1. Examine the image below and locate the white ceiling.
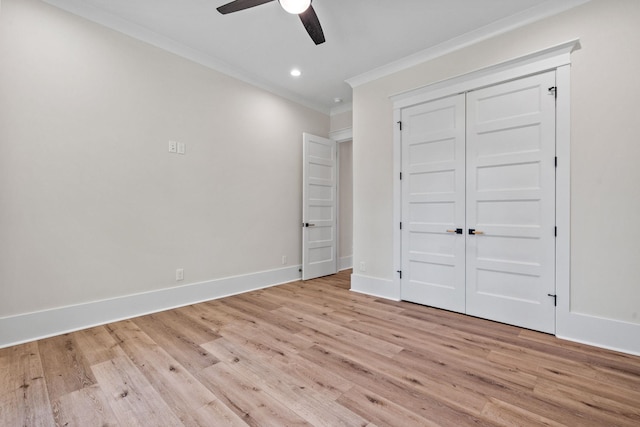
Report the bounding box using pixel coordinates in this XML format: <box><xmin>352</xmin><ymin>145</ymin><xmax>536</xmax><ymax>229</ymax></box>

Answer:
<box><xmin>43</xmin><ymin>0</ymin><xmax>589</xmax><ymax>113</ymax></box>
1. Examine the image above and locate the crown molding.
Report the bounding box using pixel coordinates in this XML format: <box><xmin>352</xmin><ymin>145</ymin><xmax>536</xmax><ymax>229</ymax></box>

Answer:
<box><xmin>42</xmin><ymin>0</ymin><xmax>331</xmax><ymax>114</ymax></box>
<box><xmin>346</xmin><ymin>0</ymin><xmax>591</xmax><ymax>88</ymax></box>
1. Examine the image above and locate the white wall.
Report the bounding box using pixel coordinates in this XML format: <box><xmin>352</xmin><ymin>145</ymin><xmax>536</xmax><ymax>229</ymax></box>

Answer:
<box><xmin>330</xmin><ymin>110</ymin><xmax>353</xmax><ymax>134</ymax></box>
<box><xmin>352</xmin><ymin>0</ymin><xmax>640</xmax><ymax>345</ymax></box>
<box><xmin>0</xmin><ymin>0</ymin><xmax>328</xmax><ymax>324</ymax></box>
<box><xmin>338</xmin><ymin>140</ymin><xmax>353</xmax><ymax>269</ymax></box>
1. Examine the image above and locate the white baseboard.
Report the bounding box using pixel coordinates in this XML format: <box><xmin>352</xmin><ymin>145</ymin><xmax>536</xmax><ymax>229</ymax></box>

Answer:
<box><xmin>338</xmin><ymin>256</ymin><xmax>353</xmax><ymax>271</ymax></box>
<box><xmin>557</xmin><ymin>311</ymin><xmax>640</xmax><ymax>357</ymax></box>
<box><xmin>350</xmin><ymin>273</ymin><xmax>400</xmax><ymax>301</ymax></box>
<box><xmin>0</xmin><ymin>265</ymin><xmax>302</xmax><ymax>349</ymax></box>
<box><xmin>5</xmin><ymin>266</ymin><xmax>637</xmax><ymax>358</ymax></box>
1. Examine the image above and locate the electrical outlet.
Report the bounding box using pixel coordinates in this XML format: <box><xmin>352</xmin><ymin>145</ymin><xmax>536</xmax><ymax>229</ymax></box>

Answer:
<box><xmin>176</xmin><ymin>268</ymin><xmax>184</xmax><ymax>281</ymax></box>
<box><xmin>359</xmin><ymin>261</ymin><xmax>366</xmax><ymax>272</ymax></box>
<box><xmin>168</xmin><ymin>140</ymin><xmax>177</xmax><ymax>153</ymax></box>
<box><xmin>177</xmin><ymin>142</ymin><xmax>186</xmax><ymax>154</ymax></box>
<box><xmin>282</xmin><ymin>255</ymin><xmax>287</xmax><ymax>265</ymax></box>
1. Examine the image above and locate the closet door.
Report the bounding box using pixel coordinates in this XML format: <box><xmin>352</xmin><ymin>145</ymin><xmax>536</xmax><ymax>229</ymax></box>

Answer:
<box><xmin>400</xmin><ymin>94</ymin><xmax>466</xmax><ymax>313</ymax></box>
<box><xmin>465</xmin><ymin>71</ymin><xmax>557</xmax><ymax>333</ymax></box>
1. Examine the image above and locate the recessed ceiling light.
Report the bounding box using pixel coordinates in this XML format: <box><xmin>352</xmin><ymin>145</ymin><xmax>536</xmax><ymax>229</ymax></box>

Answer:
<box><xmin>290</xmin><ymin>68</ymin><xmax>302</xmax><ymax>77</ymax></box>
<box><xmin>334</xmin><ymin>97</ymin><xmax>343</xmax><ymax>104</ymax></box>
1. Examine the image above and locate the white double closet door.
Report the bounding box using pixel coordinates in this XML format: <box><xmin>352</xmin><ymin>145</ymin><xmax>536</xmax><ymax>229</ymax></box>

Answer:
<box><xmin>400</xmin><ymin>71</ymin><xmax>557</xmax><ymax>334</ymax></box>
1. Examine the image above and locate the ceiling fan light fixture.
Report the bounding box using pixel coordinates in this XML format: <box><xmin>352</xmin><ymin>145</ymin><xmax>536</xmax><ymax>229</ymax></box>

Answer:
<box><xmin>279</xmin><ymin>0</ymin><xmax>311</xmax><ymax>15</ymax></box>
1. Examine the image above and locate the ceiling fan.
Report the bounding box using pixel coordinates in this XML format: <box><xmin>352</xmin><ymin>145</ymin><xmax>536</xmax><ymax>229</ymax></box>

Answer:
<box><xmin>217</xmin><ymin>0</ymin><xmax>325</xmax><ymax>45</ymax></box>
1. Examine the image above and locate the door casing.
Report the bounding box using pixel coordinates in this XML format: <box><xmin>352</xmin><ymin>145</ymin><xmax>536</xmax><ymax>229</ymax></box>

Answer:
<box><xmin>391</xmin><ymin>40</ymin><xmax>578</xmax><ymax>335</ymax></box>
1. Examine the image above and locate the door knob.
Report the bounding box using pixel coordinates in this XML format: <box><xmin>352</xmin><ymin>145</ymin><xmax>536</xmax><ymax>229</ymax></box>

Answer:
<box><xmin>304</xmin><ymin>223</ymin><xmax>316</xmax><ymax>227</ymax></box>
<box><xmin>446</xmin><ymin>228</ymin><xmax>463</xmax><ymax>234</ymax></box>
<box><xmin>469</xmin><ymin>229</ymin><xmax>485</xmax><ymax>235</ymax></box>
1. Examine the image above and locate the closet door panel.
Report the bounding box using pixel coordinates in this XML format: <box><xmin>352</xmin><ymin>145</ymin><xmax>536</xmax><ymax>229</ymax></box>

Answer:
<box><xmin>400</xmin><ymin>94</ymin><xmax>466</xmax><ymax>313</ymax></box>
<box><xmin>465</xmin><ymin>71</ymin><xmax>557</xmax><ymax>334</ymax></box>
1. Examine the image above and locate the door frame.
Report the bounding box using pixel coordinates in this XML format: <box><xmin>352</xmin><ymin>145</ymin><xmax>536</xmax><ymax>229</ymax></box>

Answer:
<box><xmin>301</xmin><ymin>128</ymin><xmax>353</xmax><ymax>280</ymax></box>
<box><xmin>391</xmin><ymin>39</ymin><xmax>579</xmax><ymax>335</ymax></box>
<box><xmin>330</xmin><ymin>127</ymin><xmax>354</xmax><ymax>272</ymax></box>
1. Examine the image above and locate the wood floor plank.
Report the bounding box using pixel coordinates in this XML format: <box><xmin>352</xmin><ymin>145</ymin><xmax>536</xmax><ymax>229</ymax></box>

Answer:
<box><xmin>198</xmin><ymin>361</ymin><xmax>311</xmax><ymax>426</ymax></box>
<box><xmin>91</xmin><ymin>355</ymin><xmax>185</xmax><ymax>427</ymax></box>
<box><xmin>2</xmin><ymin>269</ymin><xmax>640</xmax><ymax>426</ymax></box>
<box><xmin>337</xmin><ymin>384</ymin><xmax>442</xmax><ymax>427</ymax></box>
<box><xmin>480</xmin><ymin>398</ymin><xmax>567</xmax><ymax>427</ymax></box>
<box><xmin>392</xmin><ymin>348</ymin><xmax>581</xmax><ymax>424</ymax></box>
<box><xmin>72</xmin><ymin>325</ymin><xmax>127</xmax><ymax>366</ymax></box>
<box><xmin>220</xmin><ymin>317</ymin><xmax>314</xmax><ymax>356</ymax></box>
<box><xmin>173</xmin><ymin>303</ymin><xmax>233</xmax><ymax>333</ymax></box>
<box><xmin>298</xmin><ymin>344</ymin><xmax>494</xmax><ymax>426</ymax></box>
<box><xmin>145</xmin><ymin>309</ymin><xmax>223</xmax><ymax>345</ymax></box>
<box><xmin>37</xmin><ymin>334</ymin><xmax>96</xmax><ymax>403</ymax></box>
<box><xmin>331</xmin><ymin>309</ymin><xmax>492</xmax><ymax>361</ymax></box>
<box><xmin>106</xmin><ymin>320</ymin><xmax>243</xmax><ymax>426</ymax></box>
<box><xmin>488</xmin><ymin>348</ymin><xmax>640</xmax><ymax>409</ymax></box>
<box><xmin>275</xmin><ymin>306</ymin><xmax>404</xmax><ymax>358</ymax></box>
<box><xmin>238</xmin><ymin>288</ymin><xmax>336</xmax><ymax>317</ymax></box>
<box><xmin>488</xmin><ymin>345</ymin><xmax>640</xmax><ymax>393</ymax></box>
<box><xmin>216</xmin><ymin>296</ymin><xmax>306</xmax><ymax>335</ymax></box>
<box><xmin>285</xmin><ymin>279</ymin><xmax>406</xmax><ymax>315</ymax></box>
<box><xmin>254</xmin><ymin>343</ymin><xmax>356</xmax><ymax>400</ymax></box>
<box><xmin>133</xmin><ymin>313</ymin><xmax>220</xmax><ymax>374</ymax></box>
<box><xmin>386</xmin><ymin>323</ymin><xmax>540</xmax><ymax>393</ymax></box>
<box><xmin>533</xmin><ymin>378</ymin><xmax>640</xmax><ymax>427</ymax></box>
<box><xmin>293</xmin><ymin>324</ymin><xmax>462</xmax><ymax>405</ymax></box>
<box><xmin>202</xmin><ymin>338</ymin><xmax>369</xmax><ymax>426</ymax></box>
<box><xmin>334</xmin><ymin>304</ymin><xmax>440</xmax><ymax>331</ymax></box>
<box><xmin>52</xmin><ymin>384</ymin><xmax>119</xmax><ymax>427</ymax></box>
<box><xmin>217</xmin><ymin>319</ymin><xmax>303</xmax><ymax>360</ymax></box>
<box><xmin>0</xmin><ymin>342</ymin><xmax>55</xmax><ymax>427</ymax></box>
<box><xmin>519</xmin><ymin>328</ymin><xmax>640</xmax><ymax>370</ymax></box>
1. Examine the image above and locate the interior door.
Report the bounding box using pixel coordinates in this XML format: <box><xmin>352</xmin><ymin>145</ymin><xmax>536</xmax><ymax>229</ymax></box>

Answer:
<box><xmin>399</xmin><ymin>71</ymin><xmax>557</xmax><ymax>334</ymax></box>
<box><xmin>400</xmin><ymin>94</ymin><xmax>466</xmax><ymax>312</ymax></box>
<box><xmin>302</xmin><ymin>133</ymin><xmax>338</xmax><ymax>280</ymax></box>
<box><xmin>465</xmin><ymin>71</ymin><xmax>557</xmax><ymax>333</ymax></box>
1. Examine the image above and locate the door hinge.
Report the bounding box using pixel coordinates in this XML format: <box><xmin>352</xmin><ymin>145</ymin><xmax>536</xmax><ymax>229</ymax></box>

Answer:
<box><xmin>397</xmin><ymin>270</ymin><xmax>402</xmax><ymax>279</ymax></box>
<box><xmin>555</xmin><ymin>156</ymin><xmax>558</xmax><ymax>168</ymax></box>
<box><xmin>400</xmin><ymin>222</ymin><xmax>402</xmax><ymax>230</ymax></box>
<box><xmin>555</xmin><ymin>226</ymin><xmax>557</xmax><ymax>237</ymax></box>
<box><xmin>548</xmin><ymin>86</ymin><xmax>557</xmax><ymax>98</ymax></box>
<box><xmin>397</xmin><ymin>121</ymin><xmax>403</xmax><ymax>131</ymax></box>
<box><xmin>548</xmin><ymin>294</ymin><xmax>557</xmax><ymax>306</ymax></box>
<box><xmin>400</xmin><ymin>172</ymin><xmax>403</xmax><ymax>180</ymax></box>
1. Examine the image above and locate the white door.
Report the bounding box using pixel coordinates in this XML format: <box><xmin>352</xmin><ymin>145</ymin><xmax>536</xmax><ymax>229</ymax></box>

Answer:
<box><xmin>399</xmin><ymin>71</ymin><xmax>557</xmax><ymax>334</ymax></box>
<box><xmin>465</xmin><ymin>71</ymin><xmax>557</xmax><ymax>333</ymax></box>
<box><xmin>400</xmin><ymin>95</ymin><xmax>466</xmax><ymax>312</ymax></box>
<box><xmin>302</xmin><ymin>133</ymin><xmax>337</xmax><ymax>280</ymax></box>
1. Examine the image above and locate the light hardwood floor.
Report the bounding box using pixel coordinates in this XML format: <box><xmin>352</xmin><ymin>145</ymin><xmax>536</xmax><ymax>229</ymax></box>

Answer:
<box><xmin>2</xmin><ymin>269</ymin><xmax>640</xmax><ymax>426</ymax></box>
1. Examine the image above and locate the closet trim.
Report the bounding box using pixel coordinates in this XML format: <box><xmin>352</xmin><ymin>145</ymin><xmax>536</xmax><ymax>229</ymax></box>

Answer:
<box><xmin>391</xmin><ymin>39</ymin><xmax>580</xmax><ymax>109</ymax></box>
<box><xmin>391</xmin><ymin>39</ymin><xmax>579</xmax><ymax>336</ymax></box>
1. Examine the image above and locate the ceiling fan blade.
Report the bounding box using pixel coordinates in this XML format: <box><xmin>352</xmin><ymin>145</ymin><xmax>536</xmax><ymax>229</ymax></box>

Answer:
<box><xmin>217</xmin><ymin>0</ymin><xmax>275</xmax><ymax>14</ymax></box>
<box><xmin>299</xmin><ymin>5</ymin><xmax>325</xmax><ymax>45</ymax></box>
